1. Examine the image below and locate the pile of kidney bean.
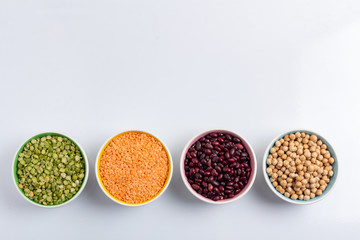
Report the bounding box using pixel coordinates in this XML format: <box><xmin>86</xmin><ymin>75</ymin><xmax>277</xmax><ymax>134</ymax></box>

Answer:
<box><xmin>184</xmin><ymin>132</ymin><xmax>252</xmax><ymax>201</ymax></box>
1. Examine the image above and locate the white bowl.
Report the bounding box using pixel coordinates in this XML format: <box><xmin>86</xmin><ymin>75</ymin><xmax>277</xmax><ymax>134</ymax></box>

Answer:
<box><xmin>13</xmin><ymin>132</ymin><xmax>89</xmax><ymax>208</ymax></box>
<box><xmin>263</xmin><ymin>129</ymin><xmax>339</xmax><ymax>204</ymax></box>
<box><xmin>180</xmin><ymin>129</ymin><xmax>257</xmax><ymax>204</ymax></box>
<box><xmin>95</xmin><ymin>130</ymin><xmax>173</xmax><ymax>206</ymax></box>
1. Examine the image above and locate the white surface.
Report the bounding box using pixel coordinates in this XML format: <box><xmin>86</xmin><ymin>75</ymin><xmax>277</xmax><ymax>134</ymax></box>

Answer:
<box><xmin>1</xmin><ymin>1</ymin><xmax>360</xmax><ymax>239</ymax></box>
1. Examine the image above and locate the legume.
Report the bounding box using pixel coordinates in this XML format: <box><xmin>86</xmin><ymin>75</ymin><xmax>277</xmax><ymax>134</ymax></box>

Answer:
<box><xmin>16</xmin><ymin>135</ymin><xmax>85</xmax><ymax>205</ymax></box>
<box><xmin>266</xmin><ymin>132</ymin><xmax>334</xmax><ymax>200</ymax></box>
<box><xmin>184</xmin><ymin>132</ymin><xmax>252</xmax><ymax>201</ymax></box>
<box><xmin>99</xmin><ymin>131</ymin><xmax>170</xmax><ymax>204</ymax></box>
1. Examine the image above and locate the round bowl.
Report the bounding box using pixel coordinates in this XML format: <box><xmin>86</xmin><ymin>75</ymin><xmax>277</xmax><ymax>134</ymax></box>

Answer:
<box><xmin>263</xmin><ymin>129</ymin><xmax>338</xmax><ymax>204</ymax></box>
<box><xmin>13</xmin><ymin>132</ymin><xmax>89</xmax><ymax>208</ymax></box>
<box><xmin>95</xmin><ymin>130</ymin><xmax>173</xmax><ymax>206</ymax></box>
<box><xmin>180</xmin><ymin>129</ymin><xmax>257</xmax><ymax>204</ymax></box>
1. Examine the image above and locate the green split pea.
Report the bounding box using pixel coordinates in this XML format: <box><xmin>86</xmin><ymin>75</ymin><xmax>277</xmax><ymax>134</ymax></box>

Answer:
<box><xmin>16</xmin><ymin>136</ymin><xmax>85</xmax><ymax>205</ymax></box>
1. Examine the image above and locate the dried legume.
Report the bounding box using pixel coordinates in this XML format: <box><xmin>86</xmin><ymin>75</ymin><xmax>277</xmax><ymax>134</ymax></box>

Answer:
<box><xmin>16</xmin><ymin>135</ymin><xmax>85</xmax><ymax>205</ymax></box>
<box><xmin>266</xmin><ymin>132</ymin><xmax>334</xmax><ymax>200</ymax></box>
<box><xmin>99</xmin><ymin>131</ymin><xmax>170</xmax><ymax>204</ymax></box>
<box><xmin>184</xmin><ymin>132</ymin><xmax>252</xmax><ymax>201</ymax></box>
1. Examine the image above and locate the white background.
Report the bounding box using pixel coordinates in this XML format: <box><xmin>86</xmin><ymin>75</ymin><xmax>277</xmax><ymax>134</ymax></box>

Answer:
<box><xmin>1</xmin><ymin>1</ymin><xmax>360</xmax><ymax>239</ymax></box>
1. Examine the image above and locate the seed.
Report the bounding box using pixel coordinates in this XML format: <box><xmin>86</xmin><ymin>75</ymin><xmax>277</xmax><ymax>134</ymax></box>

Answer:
<box><xmin>16</xmin><ymin>135</ymin><xmax>85</xmax><ymax>205</ymax></box>
<box><xmin>99</xmin><ymin>131</ymin><xmax>170</xmax><ymax>204</ymax></box>
<box><xmin>184</xmin><ymin>131</ymin><xmax>252</xmax><ymax>201</ymax></box>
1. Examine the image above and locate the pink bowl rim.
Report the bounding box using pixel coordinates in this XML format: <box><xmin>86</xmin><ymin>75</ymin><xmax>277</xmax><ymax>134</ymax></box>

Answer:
<box><xmin>180</xmin><ymin>129</ymin><xmax>257</xmax><ymax>204</ymax></box>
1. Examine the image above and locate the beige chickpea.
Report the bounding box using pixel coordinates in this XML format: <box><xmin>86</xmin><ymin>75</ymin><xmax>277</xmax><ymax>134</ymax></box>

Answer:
<box><xmin>295</xmin><ymin>132</ymin><xmax>301</xmax><ymax>138</ymax></box>
<box><xmin>281</xmin><ymin>174</ymin><xmax>287</xmax><ymax>180</ymax></box>
<box><xmin>310</xmin><ymin>193</ymin><xmax>315</xmax><ymax>199</ymax></box>
<box><xmin>272</xmin><ymin>153</ymin><xmax>278</xmax><ymax>158</ymax></box>
<box><xmin>304</xmin><ymin>189</ymin><xmax>310</xmax><ymax>196</ymax></box>
<box><xmin>308</xmin><ymin>165</ymin><xmax>314</xmax><ymax>172</ymax></box>
<box><xmin>304</xmin><ymin>172</ymin><xmax>311</xmax><ymax>179</ymax></box>
<box><xmin>284</xmin><ymin>192</ymin><xmax>290</xmax><ymax>198</ymax></box>
<box><xmin>304</xmin><ymin>195</ymin><xmax>310</xmax><ymax>201</ymax></box>
<box><xmin>304</xmin><ymin>150</ymin><xmax>311</xmax><ymax>159</ymax></box>
<box><xmin>266</xmin><ymin>167</ymin><xmax>272</xmax><ymax>174</ymax></box>
<box><xmin>298</xmin><ymin>195</ymin><xmax>304</xmax><ymax>200</ymax></box>
<box><xmin>316</xmin><ymin>189</ymin><xmax>323</xmax><ymax>196</ymax></box>
<box><xmin>303</xmin><ymin>138</ymin><xmax>309</xmax><ymax>144</ymax></box>
<box><xmin>289</xmin><ymin>173</ymin><xmax>296</xmax><ymax>178</ymax></box>
<box><xmin>284</xmin><ymin>169</ymin><xmax>290</xmax><ymax>175</ymax></box>
<box><xmin>320</xmin><ymin>149</ymin><xmax>326</xmax><ymax>155</ymax></box>
<box><xmin>329</xmin><ymin>170</ymin><xmax>334</xmax><ymax>177</ymax></box>
<box><xmin>284</xmin><ymin>135</ymin><xmax>290</xmax><ymax>141</ymax></box>
<box><xmin>273</xmin><ymin>181</ymin><xmax>278</xmax><ymax>187</ymax></box>
<box><xmin>291</xmin><ymin>194</ymin><xmax>298</xmax><ymax>200</ymax></box>
<box><xmin>287</xmin><ymin>178</ymin><xmax>293</xmax><ymax>183</ymax></box>
<box><xmin>280</xmin><ymin>138</ymin><xmax>285</xmax><ymax>144</ymax></box>
<box><xmin>275</xmin><ymin>141</ymin><xmax>281</xmax><ymax>147</ymax></box>
<box><xmin>311</xmin><ymin>188</ymin><xmax>317</xmax><ymax>193</ymax></box>
<box><xmin>324</xmin><ymin>152</ymin><xmax>331</xmax><ymax>159</ymax></box>
<box><xmin>310</xmin><ymin>135</ymin><xmax>318</xmax><ymax>142</ymax></box>
<box><xmin>320</xmin><ymin>185</ymin><xmax>326</xmax><ymax>191</ymax></box>
<box><xmin>328</xmin><ymin>157</ymin><xmax>335</xmax><ymax>164</ymax></box>
<box><xmin>297</xmin><ymin>148</ymin><xmax>303</xmax><ymax>155</ymax></box>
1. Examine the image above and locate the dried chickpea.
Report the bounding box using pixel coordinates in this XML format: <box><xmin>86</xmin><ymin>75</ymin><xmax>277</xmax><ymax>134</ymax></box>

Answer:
<box><xmin>266</xmin><ymin>132</ymin><xmax>335</xmax><ymax>201</ymax></box>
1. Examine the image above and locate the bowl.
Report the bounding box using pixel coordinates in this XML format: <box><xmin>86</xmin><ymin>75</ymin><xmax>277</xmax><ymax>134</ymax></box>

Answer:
<box><xmin>180</xmin><ymin>129</ymin><xmax>257</xmax><ymax>204</ymax></box>
<box><xmin>95</xmin><ymin>130</ymin><xmax>173</xmax><ymax>206</ymax></box>
<box><xmin>263</xmin><ymin>129</ymin><xmax>338</xmax><ymax>204</ymax></box>
<box><xmin>13</xmin><ymin>132</ymin><xmax>89</xmax><ymax>208</ymax></box>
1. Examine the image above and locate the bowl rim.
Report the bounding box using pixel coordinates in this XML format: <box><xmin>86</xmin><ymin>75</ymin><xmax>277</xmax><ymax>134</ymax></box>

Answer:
<box><xmin>180</xmin><ymin>129</ymin><xmax>257</xmax><ymax>204</ymax></box>
<box><xmin>12</xmin><ymin>132</ymin><xmax>89</xmax><ymax>208</ymax></box>
<box><xmin>95</xmin><ymin>130</ymin><xmax>173</xmax><ymax>207</ymax></box>
<box><xmin>262</xmin><ymin>129</ymin><xmax>339</xmax><ymax>205</ymax></box>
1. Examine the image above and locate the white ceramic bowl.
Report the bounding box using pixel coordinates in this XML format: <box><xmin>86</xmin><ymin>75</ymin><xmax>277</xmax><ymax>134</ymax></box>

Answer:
<box><xmin>180</xmin><ymin>129</ymin><xmax>257</xmax><ymax>204</ymax></box>
<box><xmin>13</xmin><ymin>132</ymin><xmax>89</xmax><ymax>208</ymax></box>
<box><xmin>95</xmin><ymin>130</ymin><xmax>173</xmax><ymax>206</ymax></box>
<box><xmin>263</xmin><ymin>129</ymin><xmax>338</xmax><ymax>204</ymax></box>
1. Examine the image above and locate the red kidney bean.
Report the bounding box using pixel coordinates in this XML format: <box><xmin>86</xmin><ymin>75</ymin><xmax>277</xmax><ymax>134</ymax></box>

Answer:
<box><xmin>192</xmin><ymin>184</ymin><xmax>200</xmax><ymax>191</ymax></box>
<box><xmin>184</xmin><ymin>131</ymin><xmax>252</xmax><ymax>201</ymax></box>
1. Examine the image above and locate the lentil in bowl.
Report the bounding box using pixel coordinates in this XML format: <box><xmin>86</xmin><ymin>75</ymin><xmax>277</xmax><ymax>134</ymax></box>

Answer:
<box><xmin>95</xmin><ymin>130</ymin><xmax>173</xmax><ymax>206</ymax></box>
<box><xmin>13</xmin><ymin>132</ymin><xmax>89</xmax><ymax>208</ymax></box>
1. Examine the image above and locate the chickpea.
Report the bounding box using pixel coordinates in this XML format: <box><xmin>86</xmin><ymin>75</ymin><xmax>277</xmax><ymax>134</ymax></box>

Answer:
<box><xmin>295</xmin><ymin>132</ymin><xmax>301</xmax><ymax>138</ymax></box>
<box><xmin>310</xmin><ymin>135</ymin><xmax>318</xmax><ymax>142</ymax></box>
<box><xmin>275</xmin><ymin>141</ymin><xmax>281</xmax><ymax>147</ymax></box>
<box><xmin>273</xmin><ymin>182</ymin><xmax>278</xmax><ymax>187</ymax></box>
<box><xmin>270</xmin><ymin>147</ymin><xmax>276</xmax><ymax>153</ymax></box>
<box><xmin>304</xmin><ymin>195</ymin><xmax>310</xmax><ymax>201</ymax></box>
<box><xmin>284</xmin><ymin>192</ymin><xmax>290</xmax><ymax>198</ymax></box>
<box><xmin>316</xmin><ymin>189</ymin><xmax>323</xmax><ymax>196</ymax></box>
<box><xmin>291</xmin><ymin>194</ymin><xmax>298</xmax><ymax>200</ymax></box>
<box><xmin>298</xmin><ymin>195</ymin><xmax>304</xmax><ymax>200</ymax></box>
<box><xmin>304</xmin><ymin>189</ymin><xmax>310</xmax><ymax>196</ymax></box>
<box><xmin>280</xmin><ymin>139</ymin><xmax>285</xmax><ymax>144</ymax></box>
<box><xmin>320</xmin><ymin>185</ymin><xmax>326</xmax><ymax>191</ymax></box>
<box><xmin>328</xmin><ymin>157</ymin><xmax>335</xmax><ymax>164</ymax></box>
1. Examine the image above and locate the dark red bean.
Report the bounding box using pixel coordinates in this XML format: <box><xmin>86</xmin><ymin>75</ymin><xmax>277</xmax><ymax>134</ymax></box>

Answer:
<box><xmin>211</xmin><ymin>169</ymin><xmax>218</xmax><ymax>176</ymax></box>
<box><xmin>192</xmin><ymin>184</ymin><xmax>200</xmax><ymax>191</ymax></box>
<box><xmin>225</xmin><ymin>186</ymin><xmax>233</xmax><ymax>190</ymax></box>
<box><xmin>224</xmin><ymin>190</ymin><xmax>232</xmax><ymax>194</ymax></box>
<box><xmin>195</xmin><ymin>178</ymin><xmax>202</xmax><ymax>183</ymax></box>
<box><xmin>222</xmin><ymin>167</ymin><xmax>230</xmax><ymax>173</ymax></box>
<box><xmin>219</xmin><ymin>185</ymin><xmax>225</xmax><ymax>192</ymax></box>
<box><xmin>228</xmin><ymin>158</ymin><xmax>236</xmax><ymax>163</ymax></box>
<box><xmin>218</xmin><ymin>174</ymin><xmax>223</xmax><ymax>181</ymax></box>
<box><xmin>213</xmin><ymin>196</ymin><xmax>221</xmax><ymax>201</ymax></box>
<box><xmin>215</xmin><ymin>166</ymin><xmax>222</xmax><ymax>173</ymax></box>
<box><xmin>204</xmin><ymin>149</ymin><xmax>212</xmax><ymax>155</ymax></box>
<box><xmin>234</xmin><ymin>176</ymin><xmax>240</xmax><ymax>183</ymax></box>
<box><xmin>208</xmin><ymin>183</ymin><xmax>214</xmax><ymax>192</ymax></box>
<box><xmin>202</xmin><ymin>182</ymin><xmax>207</xmax><ymax>188</ymax></box>
<box><xmin>236</xmin><ymin>143</ymin><xmax>244</xmax><ymax>150</ymax></box>
<box><xmin>233</xmin><ymin>183</ymin><xmax>239</xmax><ymax>189</ymax></box>
<box><xmin>214</xmin><ymin>187</ymin><xmax>220</xmax><ymax>194</ymax></box>
<box><xmin>189</xmin><ymin>162</ymin><xmax>194</xmax><ymax>167</ymax></box>
<box><xmin>196</xmin><ymin>142</ymin><xmax>201</xmax><ymax>150</ymax></box>
<box><xmin>230</xmin><ymin>148</ymin><xmax>235</xmax><ymax>155</ymax></box>
<box><xmin>224</xmin><ymin>174</ymin><xmax>231</xmax><ymax>181</ymax></box>
<box><xmin>189</xmin><ymin>168</ymin><xmax>195</xmax><ymax>177</ymax></box>
<box><xmin>211</xmin><ymin>180</ymin><xmax>220</xmax><ymax>186</ymax></box>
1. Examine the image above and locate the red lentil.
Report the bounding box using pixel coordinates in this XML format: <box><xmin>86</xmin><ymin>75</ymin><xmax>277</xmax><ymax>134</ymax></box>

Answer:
<box><xmin>99</xmin><ymin>131</ymin><xmax>170</xmax><ymax>204</ymax></box>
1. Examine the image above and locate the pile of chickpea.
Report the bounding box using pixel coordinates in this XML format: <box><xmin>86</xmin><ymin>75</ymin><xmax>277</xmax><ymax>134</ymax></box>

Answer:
<box><xmin>266</xmin><ymin>132</ymin><xmax>334</xmax><ymax>201</ymax></box>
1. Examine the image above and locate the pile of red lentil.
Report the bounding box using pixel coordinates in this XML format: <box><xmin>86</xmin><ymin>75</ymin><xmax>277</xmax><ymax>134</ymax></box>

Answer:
<box><xmin>99</xmin><ymin>131</ymin><xmax>170</xmax><ymax>204</ymax></box>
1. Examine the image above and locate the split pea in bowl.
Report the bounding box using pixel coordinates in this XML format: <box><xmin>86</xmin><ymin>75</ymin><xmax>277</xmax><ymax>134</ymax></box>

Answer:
<box><xmin>13</xmin><ymin>132</ymin><xmax>89</xmax><ymax>208</ymax></box>
<box><xmin>95</xmin><ymin>130</ymin><xmax>173</xmax><ymax>206</ymax></box>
